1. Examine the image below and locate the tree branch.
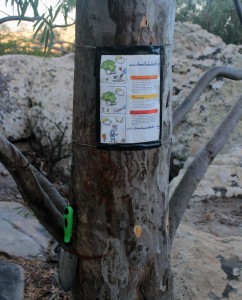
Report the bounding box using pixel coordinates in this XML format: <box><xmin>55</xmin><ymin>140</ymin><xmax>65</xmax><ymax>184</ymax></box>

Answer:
<box><xmin>0</xmin><ymin>15</ymin><xmax>41</xmax><ymax>25</ymax></box>
<box><xmin>169</xmin><ymin>94</ymin><xmax>242</xmax><ymax>242</ymax></box>
<box><xmin>234</xmin><ymin>0</ymin><xmax>242</xmax><ymax>25</ymax></box>
<box><xmin>173</xmin><ymin>67</ymin><xmax>242</xmax><ymax>128</ymax></box>
<box><xmin>0</xmin><ymin>15</ymin><xmax>75</xmax><ymax>28</ymax></box>
<box><xmin>0</xmin><ymin>135</ymin><xmax>67</xmax><ymax>247</ymax></box>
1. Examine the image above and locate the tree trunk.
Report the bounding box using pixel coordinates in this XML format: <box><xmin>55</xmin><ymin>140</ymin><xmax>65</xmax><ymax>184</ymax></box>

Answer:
<box><xmin>71</xmin><ymin>0</ymin><xmax>176</xmax><ymax>299</ymax></box>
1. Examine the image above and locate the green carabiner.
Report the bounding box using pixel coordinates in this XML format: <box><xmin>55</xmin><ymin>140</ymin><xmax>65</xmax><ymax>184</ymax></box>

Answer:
<box><xmin>63</xmin><ymin>205</ymin><xmax>74</xmax><ymax>244</ymax></box>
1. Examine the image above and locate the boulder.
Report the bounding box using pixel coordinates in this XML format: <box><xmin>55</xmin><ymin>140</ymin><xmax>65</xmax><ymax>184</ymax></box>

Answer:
<box><xmin>170</xmin><ymin>145</ymin><xmax>242</xmax><ymax>202</ymax></box>
<box><xmin>0</xmin><ymin>201</ymin><xmax>51</xmax><ymax>259</ymax></box>
<box><xmin>172</xmin><ymin>223</ymin><xmax>242</xmax><ymax>300</ymax></box>
<box><xmin>172</xmin><ymin>23</ymin><xmax>242</xmax><ymax>165</ymax></box>
<box><xmin>0</xmin><ymin>54</ymin><xmax>74</xmax><ymax>147</ymax></box>
<box><xmin>0</xmin><ymin>261</ymin><xmax>24</xmax><ymax>300</ymax></box>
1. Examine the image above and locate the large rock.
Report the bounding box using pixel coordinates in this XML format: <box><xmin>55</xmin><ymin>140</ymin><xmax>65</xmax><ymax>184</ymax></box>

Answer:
<box><xmin>172</xmin><ymin>223</ymin><xmax>242</xmax><ymax>300</ymax></box>
<box><xmin>0</xmin><ymin>201</ymin><xmax>51</xmax><ymax>259</ymax></box>
<box><xmin>0</xmin><ymin>54</ymin><xmax>74</xmax><ymax>147</ymax></box>
<box><xmin>170</xmin><ymin>145</ymin><xmax>242</xmax><ymax>202</ymax></box>
<box><xmin>172</xmin><ymin>23</ymin><xmax>242</xmax><ymax>165</ymax></box>
<box><xmin>0</xmin><ymin>261</ymin><xmax>24</xmax><ymax>300</ymax></box>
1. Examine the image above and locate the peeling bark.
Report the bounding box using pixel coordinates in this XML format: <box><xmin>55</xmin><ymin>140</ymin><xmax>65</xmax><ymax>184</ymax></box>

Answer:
<box><xmin>72</xmin><ymin>0</ymin><xmax>176</xmax><ymax>299</ymax></box>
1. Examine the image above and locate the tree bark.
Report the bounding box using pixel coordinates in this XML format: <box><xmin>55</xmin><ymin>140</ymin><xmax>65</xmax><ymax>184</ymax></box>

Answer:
<box><xmin>234</xmin><ymin>0</ymin><xmax>242</xmax><ymax>25</ymax></box>
<box><xmin>0</xmin><ymin>135</ymin><xmax>66</xmax><ymax>246</ymax></box>
<box><xmin>71</xmin><ymin>0</ymin><xmax>176</xmax><ymax>299</ymax></box>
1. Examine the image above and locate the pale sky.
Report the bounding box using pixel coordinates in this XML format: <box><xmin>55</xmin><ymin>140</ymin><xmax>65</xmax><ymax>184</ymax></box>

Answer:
<box><xmin>0</xmin><ymin>0</ymin><xmax>75</xmax><ymax>30</ymax></box>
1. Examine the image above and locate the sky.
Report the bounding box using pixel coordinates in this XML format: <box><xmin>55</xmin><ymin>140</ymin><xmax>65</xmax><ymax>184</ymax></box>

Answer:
<box><xmin>0</xmin><ymin>0</ymin><xmax>75</xmax><ymax>30</ymax></box>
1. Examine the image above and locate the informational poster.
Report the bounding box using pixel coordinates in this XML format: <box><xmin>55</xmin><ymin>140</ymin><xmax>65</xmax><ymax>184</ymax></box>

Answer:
<box><xmin>96</xmin><ymin>46</ymin><xmax>163</xmax><ymax>150</ymax></box>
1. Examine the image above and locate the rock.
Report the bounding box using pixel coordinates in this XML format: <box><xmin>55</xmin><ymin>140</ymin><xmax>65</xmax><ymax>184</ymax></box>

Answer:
<box><xmin>192</xmin><ymin>58</ymin><xmax>216</xmax><ymax>70</ymax></box>
<box><xmin>0</xmin><ymin>261</ymin><xmax>24</xmax><ymax>300</ymax></box>
<box><xmin>172</xmin><ymin>24</ymin><xmax>242</xmax><ymax>166</ymax></box>
<box><xmin>172</xmin><ymin>223</ymin><xmax>242</xmax><ymax>300</ymax></box>
<box><xmin>0</xmin><ymin>164</ymin><xmax>18</xmax><ymax>201</ymax></box>
<box><xmin>170</xmin><ymin>145</ymin><xmax>242</xmax><ymax>202</ymax></box>
<box><xmin>173</xmin><ymin>23</ymin><xmax>225</xmax><ymax>58</ymax></box>
<box><xmin>54</xmin><ymin>156</ymin><xmax>72</xmax><ymax>177</ymax></box>
<box><xmin>0</xmin><ymin>54</ymin><xmax>74</xmax><ymax>147</ymax></box>
<box><xmin>0</xmin><ymin>201</ymin><xmax>51</xmax><ymax>259</ymax></box>
<box><xmin>28</xmin><ymin>54</ymin><xmax>74</xmax><ymax>151</ymax></box>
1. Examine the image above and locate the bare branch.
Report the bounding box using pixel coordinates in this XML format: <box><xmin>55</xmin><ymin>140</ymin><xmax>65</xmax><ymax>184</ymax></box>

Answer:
<box><xmin>0</xmin><ymin>135</ymin><xmax>66</xmax><ymax>246</ymax></box>
<box><xmin>0</xmin><ymin>10</ymin><xmax>11</xmax><ymax>17</ymax></box>
<box><xmin>52</xmin><ymin>22</ymin><xmax>75</xmax><ymax>28</ymax></box>
<box><xmin>0</xmin><ymin>15</ymin><xmax>75</xmax><ymax>28</ymax></box>
<box><xmin>0</xmin><ymin>15</ymin><xmax>42</xmax><ymax>25</ymax></box>
<box><xmin>169</xmin><ymin>94</ymin><xmax>242</xmax><ymax>242</ymax></box>
<box><xmin>32</xmin><ymin>167</ymin><xmax>67</xmax><ymax>213</ymax></box>
<box><xmin>173</xmin><ymin>67</ymin><xmax>242</xmax><ymax>128</ymax></box>
<box><xmin>234</xmin><ymin>0</ymin><xmax>242</xmax><ymax>25</ymax></box>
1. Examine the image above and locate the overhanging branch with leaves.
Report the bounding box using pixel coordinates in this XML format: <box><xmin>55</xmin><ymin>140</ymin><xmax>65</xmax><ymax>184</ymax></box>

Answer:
<box><xmin>1</xmin><ymin>0</ymin><xmax>76</xmax><ymax>50</ymax></box>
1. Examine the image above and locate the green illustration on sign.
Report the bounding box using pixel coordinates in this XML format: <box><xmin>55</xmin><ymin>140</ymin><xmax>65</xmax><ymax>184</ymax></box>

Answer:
<box><xmin>101</xmin><ymin>91</ymin><xmax>116</xmax><ymax>105</ymax></box>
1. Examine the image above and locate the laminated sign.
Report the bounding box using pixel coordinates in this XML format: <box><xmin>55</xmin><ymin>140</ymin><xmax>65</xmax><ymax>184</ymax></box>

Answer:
<box><xmin>96</xmin><ymin>46</ymin><xmax>164</xmax><ymax>150</ymax></box>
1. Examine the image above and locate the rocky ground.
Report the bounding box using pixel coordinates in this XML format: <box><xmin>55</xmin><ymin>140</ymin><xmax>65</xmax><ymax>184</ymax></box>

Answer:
<box><xmin>1</xmin><ymin>156</ymin><xmax>242</xmax><ymax>299</ymax></box>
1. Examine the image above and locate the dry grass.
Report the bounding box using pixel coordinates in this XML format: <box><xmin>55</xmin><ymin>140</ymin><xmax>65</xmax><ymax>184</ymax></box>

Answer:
<box><xmin>0</xmin><ymin>252</ymin><xmax>72</xmax><ymax>300</ymax></box>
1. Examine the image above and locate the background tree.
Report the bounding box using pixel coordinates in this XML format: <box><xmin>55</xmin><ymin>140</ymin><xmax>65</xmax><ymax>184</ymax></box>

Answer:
<box><xmin>0</xmin><ymin>0</ymin><xmax>242</xmax><ymax>299</ymax></box>
<box><xmin>176</xmin><ymin>0</ymin><xmax>242</xmax><ymax>44</ymax></box>
<box><xmin>1</xmin><ymin>0</ymin><xmax>75</xmax><ymax>50</ymax></box>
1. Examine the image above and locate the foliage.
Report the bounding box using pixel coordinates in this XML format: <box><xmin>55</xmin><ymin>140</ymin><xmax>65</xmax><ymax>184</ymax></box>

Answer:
<box><xmin>0</xmin><ymin>31</ymin><xmax>48</xmax><ymax>56</ymax></box>
<box><xmin>176</xmin><ymin>0</ymin><xmax>242</xmax><ymax>45</ymax></box>
<box><xmin>0</xmin><ymin>28</ymin><xmax>74</xmax><ymax>56</ymax></box>
<box><xmin>3</xmin><ymin>0</ymin><xmax>76</xmax><ymax>51</ymax></box>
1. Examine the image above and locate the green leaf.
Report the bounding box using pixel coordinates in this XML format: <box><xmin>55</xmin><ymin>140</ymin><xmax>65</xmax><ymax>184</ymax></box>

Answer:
<box><xmin>63</xmin><ymin>4</ymin><xmax>68</xmax><ymax>24</ymax></box>
<box><xmin>48</xmin><ymin>5</ymin><xmax>53</xmax><ymax>21</ymax></box>
<box><xmin>53</xmin><ymin>4</ymin><xmax>62</xmax><ymax>22</ymax></box>
<box><xmin>40</xmin><ymin>25</ymin><xmax>47</xmax><ymax>43</ymax></box>
<box><xmin>48</xmin><ymin>29</ymin><xmax>54</xmax><ymax>50</ymax></box>
<box><xmin>33</xmin><ymin>19</ymin><xmax>45</xmax><ymax>38</ymax></box>
<box><xmin>18</xmin><ymin>1</ymin><xmax>29</xmax><ymax>25</ymax></box>
<box><xmin>30</xmin><ymin>0</ymin><xmax>39</xmax><ymax>17</ymax></box>
<box><xmin>44</xmin><ymin>28</ymin><xmax>50</xmax><ymax>53</ymax></box>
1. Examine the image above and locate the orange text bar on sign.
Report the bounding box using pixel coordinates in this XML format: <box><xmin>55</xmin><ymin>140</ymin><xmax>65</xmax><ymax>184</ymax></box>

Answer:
<box><xmin>130</xmin><ymin>75</ymin><xmax>158</xmax><ymax>80</ymax></box>
<box><xmin>130</xmin><ymin>94</ymin><xmax>157</xmax><ymax>99</ymax></box>
<box><xmin>130</xmin><ymin>109</ymin><xmax>158</xmax><ymax>115</ymax></box>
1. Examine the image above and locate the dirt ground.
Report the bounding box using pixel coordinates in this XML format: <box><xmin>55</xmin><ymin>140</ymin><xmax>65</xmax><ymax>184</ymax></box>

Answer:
<box><xmin>183</xmin><ymin>197</ymin><xmax>242</xmax><ymax>238</ymax></box>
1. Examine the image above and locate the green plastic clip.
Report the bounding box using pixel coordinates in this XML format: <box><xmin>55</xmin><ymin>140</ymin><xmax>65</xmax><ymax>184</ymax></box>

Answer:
<box><xmin>63</xmin><ymin>205</ymin><xmax>74</xmax><ymax>244</ymax></box>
